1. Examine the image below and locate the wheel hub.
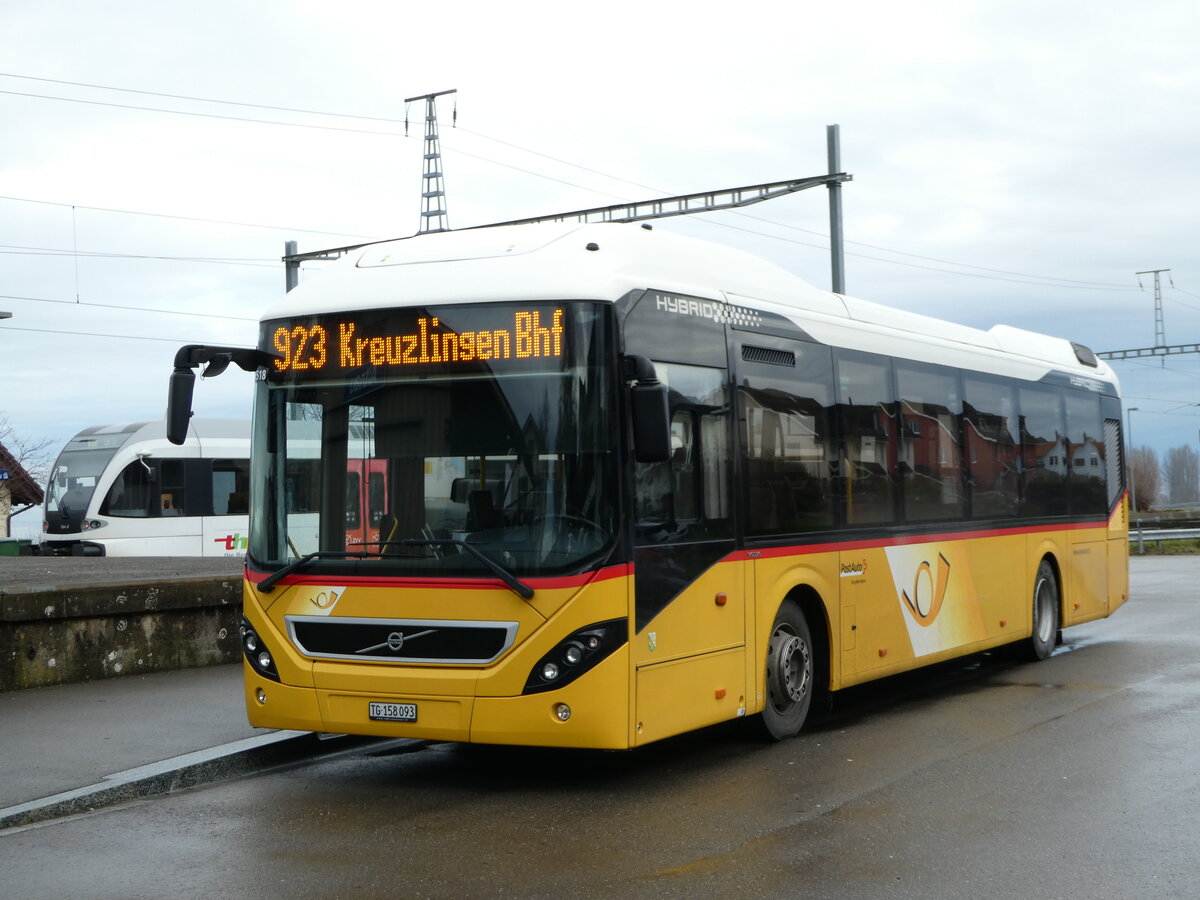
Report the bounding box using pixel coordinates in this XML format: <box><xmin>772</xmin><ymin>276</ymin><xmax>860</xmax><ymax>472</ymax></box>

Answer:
<box><xmin>769</xmin><ymin>628</ymin><xmax>809</xmax><ymax>705</ymax></box>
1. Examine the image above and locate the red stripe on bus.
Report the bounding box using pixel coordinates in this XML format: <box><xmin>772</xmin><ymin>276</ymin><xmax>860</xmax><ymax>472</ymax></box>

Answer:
<box><xmin>245</xmin><ymin>561</ymin><xmax>632</xmax><ymax>592</ymax></box>
<box><xmin>732</xmin><ymin>520</ymin><xmax>1109</xmax><ymax>562</ymax></box>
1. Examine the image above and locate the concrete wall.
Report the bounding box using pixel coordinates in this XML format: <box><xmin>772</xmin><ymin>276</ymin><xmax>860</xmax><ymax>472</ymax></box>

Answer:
<box><xmin>1</xmin><ymin>577</ymin><xmax>243</xmax><ymax>690</ymax></box>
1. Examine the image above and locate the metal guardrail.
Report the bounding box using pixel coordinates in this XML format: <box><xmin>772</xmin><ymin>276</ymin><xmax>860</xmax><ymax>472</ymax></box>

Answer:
<box><xmin>1129</xmin><ymin>528</ymin><xmax>1200</xmax><ymax>542</ymax></box>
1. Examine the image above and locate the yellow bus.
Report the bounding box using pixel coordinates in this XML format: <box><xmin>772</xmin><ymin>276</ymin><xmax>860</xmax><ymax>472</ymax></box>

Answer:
<box><xmin>171</xmin><ymin>222</ymin><xmax>1128</xmax><ymax>748</ymax></box>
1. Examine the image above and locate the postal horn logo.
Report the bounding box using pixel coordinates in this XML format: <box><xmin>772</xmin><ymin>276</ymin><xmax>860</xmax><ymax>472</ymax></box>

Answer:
<box><xmin>902</xmin><ymin>553</ymin><xmax>950</xmax><ymax>627</ymax></box>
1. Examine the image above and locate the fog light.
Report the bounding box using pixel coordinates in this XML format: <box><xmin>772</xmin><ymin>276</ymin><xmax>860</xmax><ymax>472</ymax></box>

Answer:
<box><xmin>541</xmin><ymin>662</ymin><xmax>560</xmax><ymax>681</ymax></box>
<box><xmin>255</xmin><ymin>687</ymin><xmax>266</xmax><ymax>705</ymax></box>
<box><xmin>257</xmin><ymin>650</ymin><xmax>272</xmax><ymax>669</ymax></box>
<box><xmin>554</xmin><ymin>703</ymin><xmax>571</xmax><ymax>722</ymax></box>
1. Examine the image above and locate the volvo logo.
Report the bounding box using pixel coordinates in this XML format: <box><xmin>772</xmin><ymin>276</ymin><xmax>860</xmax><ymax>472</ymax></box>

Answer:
<box><xmin>355</xmin><ymin>628</ymin><xmax>436</xmax><ymax>655</ymax></box>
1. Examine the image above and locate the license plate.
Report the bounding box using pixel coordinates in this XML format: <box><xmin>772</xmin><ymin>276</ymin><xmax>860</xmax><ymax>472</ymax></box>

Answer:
<box><xmin>368</xmin><ymin>701</ymin><xmax>417</xmax><ymax>722</ymax></box>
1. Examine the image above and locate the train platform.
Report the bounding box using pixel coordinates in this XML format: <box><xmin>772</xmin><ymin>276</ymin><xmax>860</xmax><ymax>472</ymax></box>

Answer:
<box><xmin>0</xmin><ymin>662</ymin><xmax>406</xmax><ymax>830</ymax></box>
<box><xmin>0</xmin><ymin>664</ymin><xmax>274</xmax><ymax>818</ymax></box>
<box><xmin>0</xmin><ymin>555</ymin><xmax>244</xmax><ymax>594</ymax></box>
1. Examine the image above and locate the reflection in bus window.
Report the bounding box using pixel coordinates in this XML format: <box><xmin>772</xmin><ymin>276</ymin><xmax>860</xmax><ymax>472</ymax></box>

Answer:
<box><xmin>964</xmin><ymin>377</ymin><xmax>1020</xmax><ymax>518</ymax></box>
<box><xmin>897</xmin><ymin>362</ymin><xmax>964</xmax><ymax>522</ymax></box>
<box><xmin>1019</xmin><ymin>385</ymin><xmax>1067</xmax><ymax>517</ymax></box>
<box><xmin>741</xmin><ymin>341</ymin><xmax>835</xmax><ymax>535</ymax></box>
<box><xmin>835</xmin><ymin>350</ymin><xmax>897</xmax><ymax>526</ymax></box>
<box><xmin>1065</xmin><ymin>390</ymin><xmax>1106</xmax><ymax>516</ymax></box>
<box><xmin>633</xmin><ymin>363</ymin><xmax>730</xmax><ymax>542</ymax></box>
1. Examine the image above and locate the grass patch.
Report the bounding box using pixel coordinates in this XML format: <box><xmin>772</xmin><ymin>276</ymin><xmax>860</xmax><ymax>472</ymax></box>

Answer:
<box><xmin>1130</xmin><ymin>538</ymin><xmax>1200</xmax><ymax>555</ymax></box>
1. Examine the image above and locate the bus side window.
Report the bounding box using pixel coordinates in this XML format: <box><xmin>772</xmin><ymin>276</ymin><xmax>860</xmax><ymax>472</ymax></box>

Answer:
<box><xmin>633</xmin><ymin>362</ymin><xmax>730</xmax><ymax>541</ymax></box>
<box><xmin>896</xmin><ymin>362</ymin><xmax>964</xmax><ymax>522</ymax></box>
<box><xmin>740</xmin><ymin>340</ymin><xmax>835</xmax><ymax>536</ymax></box>
<box><xmin>963</xmin><ymin>377</ymin><xmax>1020</xmax><ymax>518</ymax></box>
<box><xmin>835</xmin><ymin>350</ymin><xmax>899</xmax><ymax>526</ymax></box>
<box><xmin>1019</xmin><ymin>385</ymin><xmax>1067</xmax><ymax>517</ymax></box>
<box><xmin>1065</xmin><ymin>390</ymin><xmax>1106</xmax><ymax>516</ymax></box>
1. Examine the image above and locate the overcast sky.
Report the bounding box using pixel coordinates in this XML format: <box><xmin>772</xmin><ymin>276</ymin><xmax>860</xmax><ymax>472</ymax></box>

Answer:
<box><xmin>4</xmin><ymin>1</ymin><xmax>1200</xmax><ymax>536</ymax></box>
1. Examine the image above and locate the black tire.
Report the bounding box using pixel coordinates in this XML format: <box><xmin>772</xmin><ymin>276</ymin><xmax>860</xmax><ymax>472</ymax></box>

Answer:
<box><xmin>1026</xmin><ymin>559</ymin><xmax>1060</xmax><ymax>661</ymax></box>
<box><xmin>759</xmin><ymin>602</ymin><xmax>815</xmax><ymax>740</ymax></box>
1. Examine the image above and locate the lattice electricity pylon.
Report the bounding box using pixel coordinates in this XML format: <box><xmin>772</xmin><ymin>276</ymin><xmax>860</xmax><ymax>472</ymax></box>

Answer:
<box><xmin>405</xmin><ymin>89</ymin><xmax>456</xmax><ymax>234</ymax></box>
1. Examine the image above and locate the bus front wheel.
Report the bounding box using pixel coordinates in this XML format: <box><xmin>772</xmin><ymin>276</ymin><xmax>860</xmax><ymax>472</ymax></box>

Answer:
<box><xmin>1025</xmin><ymin>559</ymin><xmax>1061</xmax><ymax>661</ymax></box>
<box><xmin>760</xmin><ymin>602</ymin><xmax>814</xmax><ymax>740</ymax></box>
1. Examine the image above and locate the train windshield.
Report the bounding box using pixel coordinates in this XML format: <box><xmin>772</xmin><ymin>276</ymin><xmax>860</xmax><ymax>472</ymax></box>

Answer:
<box><xmin>248</xmin><ymin>301</ymin><xmax>619</xmax><ymax>580</ymax></box>
<box><xmin>44</xmin><ymin>429</ymin><xmax>138</xmax><ymax>529</ymax></box>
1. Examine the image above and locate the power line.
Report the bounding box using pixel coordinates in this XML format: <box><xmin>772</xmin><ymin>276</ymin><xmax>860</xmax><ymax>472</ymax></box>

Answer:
<box><xmin>0</xmin><ymin>194</ymin><xmax>379</xmax><ymax>239</ymax></box>
<box><xmin>1</xmin><ymin>74</ymin><xmax>1161</xmax><ymax>293</ymax></box>
<box><xmin>0</xmin><ymin>323</ymin><xmax>235</xmax><ymax>345</ymax></box>
<box><xmin>0</xmin><ymin>88</ymin><xmax>407</xmax><ymax>138</ymax></box>
<box><xmin>0</xmin><ymin>243</ymin><xmax>275</xmax><ymax>268</ymax></box>
<box><xmin>0</xmin><ymin>71</ymin><xmax>402</xmax><ymax>124</ymax></box>
<box><xmin>0</xmin><ymin>293</ymin><xmax>261</xmax><ymax>322</ymax></box>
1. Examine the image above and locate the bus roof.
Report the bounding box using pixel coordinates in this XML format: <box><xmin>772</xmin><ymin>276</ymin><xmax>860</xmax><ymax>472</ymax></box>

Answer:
<box><xmin>268</xmin><ymin>222</ymin><xmax>1117</xmax><ymax>387</ymax></box>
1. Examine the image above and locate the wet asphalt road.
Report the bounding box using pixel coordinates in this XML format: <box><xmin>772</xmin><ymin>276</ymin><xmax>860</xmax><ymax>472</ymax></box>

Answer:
<box><xmin>2</xmin><ymin>555</ymin><xmax>1198</xmax><ymax>899</ymax></box>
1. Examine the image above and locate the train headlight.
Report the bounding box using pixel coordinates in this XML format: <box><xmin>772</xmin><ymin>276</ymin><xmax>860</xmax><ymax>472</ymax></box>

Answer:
<box><xmin>81</xmin><ymin>519</ymin><xmax>106</xmax><ymax>531</ymax></box>
<box><xmin>523</xmin><ymin>618</ymin><xmax>627</xmax><ymax>695</ymax></box>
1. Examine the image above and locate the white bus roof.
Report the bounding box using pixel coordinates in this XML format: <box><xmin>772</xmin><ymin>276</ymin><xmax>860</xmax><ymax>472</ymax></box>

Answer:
<box><xmin>267</xmin><ymin>222</ymin><xmax>1117</xmax><ymax>387</ymax></box>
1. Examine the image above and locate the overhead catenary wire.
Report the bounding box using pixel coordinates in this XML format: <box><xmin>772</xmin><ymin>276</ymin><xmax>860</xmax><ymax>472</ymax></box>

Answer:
<box><xmin>0</xmin><ymin>243</ymin><xmax>277</xmax><ymax>268</ymax></box>
<box><xmin>0</xmin><ymin>72</ymin><xmax>1157</xmax><ymax>293</ymax></box>
<box><xmin>0</xmin><ymin>293</ymin><xmax>261</xmax><ymax>322</ymax></box>
<box><xmin>0</xmin><ymin>194</ymin><xmax>380</xmax><ymax>240</ymax></box>
<box><xmin>0</xmin><ymin>323</ymin><xmax>242</xmax><ymax>344</ymax></box>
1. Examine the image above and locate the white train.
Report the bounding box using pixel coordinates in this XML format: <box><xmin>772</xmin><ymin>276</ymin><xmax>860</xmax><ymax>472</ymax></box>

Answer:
<box><xmin>40</xmin><ymin>419</ymin><xmax>250</xmax><ymax>557</ymax></box>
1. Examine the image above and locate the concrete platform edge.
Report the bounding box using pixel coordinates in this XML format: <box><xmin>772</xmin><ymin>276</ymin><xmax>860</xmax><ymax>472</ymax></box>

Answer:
<box><xmin>0</xmin><ymin>731</ymin><xmax>420</xmax><ymax>830</ymax></box>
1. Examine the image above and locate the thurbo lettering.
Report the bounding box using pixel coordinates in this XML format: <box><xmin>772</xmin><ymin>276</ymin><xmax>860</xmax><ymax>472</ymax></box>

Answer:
<box><xmin>215</xmin><ymin>533</ymin><xmax>248</xmax><ymax>552</ymax></box>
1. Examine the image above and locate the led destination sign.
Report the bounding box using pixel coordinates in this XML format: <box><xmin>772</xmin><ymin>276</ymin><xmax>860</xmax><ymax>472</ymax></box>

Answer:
<box><xmin>268</xmin><ymin>307</ymin><xmax>566</xmax><ymax>376</ymax></box>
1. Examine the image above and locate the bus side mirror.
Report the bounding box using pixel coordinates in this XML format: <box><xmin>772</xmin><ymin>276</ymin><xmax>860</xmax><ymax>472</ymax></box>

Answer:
<box><xmin>167</xmin><ymin>368</ymin><xmax>195</xmax><ymax>446</ymax></box>
<box><xmin>626</xmin><ymin>355</ymin><xmax>671</xmax><ymax>463</ymax></box>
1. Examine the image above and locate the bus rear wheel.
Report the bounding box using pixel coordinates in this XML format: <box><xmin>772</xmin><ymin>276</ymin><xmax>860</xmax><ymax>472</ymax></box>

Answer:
<box><xmin>1025</xmin><ymin>559</ymin><xmax>1061</xmax><ymax>661</ymax></box>
<box><xmin>760</xmin><ymin>602</ymin><xmax>814</xmax><ymax>740</ymax></box>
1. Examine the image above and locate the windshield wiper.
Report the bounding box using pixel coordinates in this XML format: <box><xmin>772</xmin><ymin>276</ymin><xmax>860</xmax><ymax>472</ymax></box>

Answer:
<box><xmin>398</xmin><ymin>538</ymin><xmax>535</xmax><ymax>600</ymax></box>
<box><xmin>257</xmin><ymin>549</ymin><xmax>371</xmax><ymax>593</ymax></box>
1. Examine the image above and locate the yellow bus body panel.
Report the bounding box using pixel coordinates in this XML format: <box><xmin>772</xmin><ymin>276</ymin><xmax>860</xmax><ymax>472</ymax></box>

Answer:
<box><xmin>243</xmin><ymin>569</ymin><xmax>633</xmax><ymax>745</ymax></box>
<box><xmin>243</xmin><ymin>512</ymin><xmax>1129</xmax><ymax>745</ymax></box>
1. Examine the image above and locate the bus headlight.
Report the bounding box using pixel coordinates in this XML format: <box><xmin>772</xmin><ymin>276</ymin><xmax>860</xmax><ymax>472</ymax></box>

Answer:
<box><xmin>523</xmin><ymin>618</ymin><xmax>627</xmax><ymax>695</ymax></box>
<box><xmin>239</xmin><ymin>616</ymin><xmax>280</xmax><ymax>682</ymax></box>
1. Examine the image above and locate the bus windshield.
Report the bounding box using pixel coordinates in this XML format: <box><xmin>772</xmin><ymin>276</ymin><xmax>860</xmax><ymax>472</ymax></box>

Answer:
<box><xmin>248</xmin><ymin>301</ymin><xmax>618</xmax><ymax>580</ymax></box>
